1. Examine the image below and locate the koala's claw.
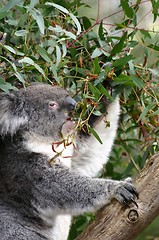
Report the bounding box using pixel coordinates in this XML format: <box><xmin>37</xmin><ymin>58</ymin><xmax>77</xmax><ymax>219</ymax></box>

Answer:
<box><xmin>130</xmin><ymin>197</ymin><xmax>138</xmax><ymax>208</ymax></box>
<box><xmin>114</xmin><ymin>180</ymin><xmax>138</xmax><ymax>207</ymax></box>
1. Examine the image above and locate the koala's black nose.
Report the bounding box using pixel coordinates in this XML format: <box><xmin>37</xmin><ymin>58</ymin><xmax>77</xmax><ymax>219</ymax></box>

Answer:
<box><xmin>65</xmin><ymin>96</ymin><xmax>76</xmax><ymax>111</ymax></box>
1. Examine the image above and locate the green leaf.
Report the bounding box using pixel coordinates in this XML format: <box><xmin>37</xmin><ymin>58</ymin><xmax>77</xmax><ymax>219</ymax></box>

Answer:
<box><xmin>34</xmin><ymin>63</ymin><xmax>46</xmax><ymax>77</ymax></box>
<box><xmin>151</xmin><ymin>0</ymin><xmax>159</xmax><ymax>22</ymax></box>
<box><xmin>0</xmin><ymin>0</ymin><xmax>21</xmax><ymax>12</ymax></box>
<box><xmin>97</xmin><ymin>84</ymin><xmax>114</xmax><ymax>102</ymax></box>
<box><xmin>14</xmin><ymin>72</ymin><xmax>25</xmax><ymax>84</ymax></box>
<box><xmin>82</xmin><ymin>16</ymin><xmax>92</xmax><ymax>30</ymax></box>
<box><xmin>149</xmin><ymin>109</ymin><xmax>159</xmax><ymax>117</ymax></box>
<box><xmin>0</xmin><ymin>11</ymin><xmax>8</xmax><ymax>20</ymax></box>
<box><xmin>113</xmin><ymin>55</ymin><xmax>133</xmax><ymax>68</ymax></box>
<box><xmin>98</xmin><ymin>21</ymin><xmax>105</xmax><ymax>40</ymax></box>
<box><xmin>28</xmin><ymin>0</ymin><xmax>39</xmax><ymax>10</ymax></box>
<box><xmin>123</xmin><ymin>86</ymin><xmax>133</xmax><ymax>100</ymax></box>
<box><xmin>138</xmin><ymin>103</ymin><xmax>154</xmax><ymax>122</ymax></box>
<box><xmin>50</xmin><ymin>63</ymin><xmax>60</xmax><ymax>83</ymax></box>
<box><xmin>89</xmin><ymin>127</ymin><xmax>103</xmax><ymax>144</ymax></box>
<box><xmin>114</xmin><ymin>74</ymin><xmax>134</xmax><ymax>86</ymax></box>
<box><xmin>30</xmin><ymin>9</ymin><xmax>45</xmax><ymax>35</ymax></box>
<box><xmin>46</xmin><ymin>4</ymin><xmax>81</xmax><ymax>35</ymax></box>
<box><xmin>64</xmin><ymin>30</ymin><xmax>76</xmax><ymax>40</ymax></box>
<box><xmin>18</xmin><ymin>57</ymin><xmax>46</xmax><ymax>78</ymax></box>
<box><xmin>130</xmin><ymin>74</ymin><xmax>144</xmax><ymax>89</ymax></box>
<box><xmin>5</xmin><ymin>19</ymin><xmax>18</xmax><ymax>26</ymax></box>
<box><xmin>62</xmin><ymin>43</ymin><xmax>67</xmax><ymax>58</ymax></box>
<box><xmin>69</xmin><ymin>13</ymin><xmax>81</xmax><ymax>35</ymax></box>
<box><xmin>0</xmin><ymin>56</ymin><xmax>17</xmax><ymax>71</ymax></box>
<box><xmin>37</xmin><ymin>46</ymin><xmax>51</xmax><ymax>62</ymax></box>
<box><xmin>93</xmin><ymin>58</ymin><xmax>100</xmax><ymax>74</ymax></box>
<box><xmin>0</xmin><ymin>78</ymin><xmax>17</xmax><ymax>93</ymax></box>
<box><xmin>88</xmin><ymin>82</ymin><xmax>100</xmax><ymax>100</ymax></box>
<box><xmin>19</xmin><ymin>56</ymin><xmax>34</xmax><ymax>65</ymax></box>
<box><xmin>3</xmin><ymin>45</ymin><xmax>16</xmax><ymax>54</ymax></box>
<box><xmin>3</xmin><ymin>44</ymin><xmax>25</xmax><ymax>56</ymax></box>
<box><xmin>140</xmin><ymin>29</ymin><xmax>151</xmax><ymax>39</ymax></box>
<box><xmin>129</xmin><ymin>40</ymin><xmax>138</xmax><ymax>48</ymax></box>
<box><xmin>15</xmin><ymin>30</ymin><xmax>28</xmax><ymax>37</ymax></box>
<box><xmin>56</xmin><ymin>45</ymin><xmax>62</xmax><ymax>66</ymax></box>
<box><xmin>45</xmin><ymin>2</ymin><xmax>69</xmax><ymax>14</ymax></box>
<box><xmin>120</xmin><ymin>0</ymin><xmax>134</xmax><ymax>18</ymax></box>
<box><xmin>91</xmin><ymin>48</ymin><xmax>102</xmax><ymax>58</ymax></box>
<box><xmin>49</xmin><ymin>25</ymin><xmax>76</xmax><ymax>40</ymax></box>
<box><xmin>132</xmin><ymin>11</ymin><xmax>137</xmax><ymax>26</ymax></box>
<box><xmin>148</xmin><ymin>44</ymin><xmax>159</xmax><ymax>52</ymax></box>
<box><xmin>94</xmin><ymin>71</ymin><xmax>106</xmax><ymax>86</ymax></box>
<box><xmin>93</xmin><ymin>110</ymin><xmax>102</xmax><ymax>116</ymax></box>
<box><xmin>111</xmin><ymin>32</ymin><xmax>127</xmax><ymax>54</ymax></box>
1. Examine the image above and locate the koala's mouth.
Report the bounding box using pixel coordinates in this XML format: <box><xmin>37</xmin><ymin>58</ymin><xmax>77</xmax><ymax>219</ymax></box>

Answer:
<box><xmin>61</xmin><ymin>117</ymin><xmax>75</xmax><ymax>136</ymax></box>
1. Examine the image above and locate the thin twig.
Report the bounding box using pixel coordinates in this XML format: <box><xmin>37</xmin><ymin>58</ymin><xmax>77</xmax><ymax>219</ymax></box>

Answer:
<box><xmin>67</xmin><ymin>0</ymin><xmax>150</xmax><ymax>48</ymax></box>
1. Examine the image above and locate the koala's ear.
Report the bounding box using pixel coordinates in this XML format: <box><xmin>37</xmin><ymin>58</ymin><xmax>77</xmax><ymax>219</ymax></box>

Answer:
<box><xmin>0</xmin><ymin>92</ymin><xmax>28</xmax><ymax>136</ymax></box>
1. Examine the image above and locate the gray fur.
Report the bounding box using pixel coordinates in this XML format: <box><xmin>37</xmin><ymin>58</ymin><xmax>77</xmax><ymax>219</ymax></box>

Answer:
<box><xmin>0</xmin><ymin>83</ymin><xmax>138</xmax><ymax>240</ymax></box>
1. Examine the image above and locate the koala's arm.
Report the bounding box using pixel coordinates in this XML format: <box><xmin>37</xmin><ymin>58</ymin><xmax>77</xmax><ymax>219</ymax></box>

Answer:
<box><xmin>72</xmin><ymin>97</ymin><xmax>120</xmax><ymax>177</ymax></box>
<box><xmin>36</xmin><ymin>165</ymin><xmax>137</xmax><ymax>216</ymax></box>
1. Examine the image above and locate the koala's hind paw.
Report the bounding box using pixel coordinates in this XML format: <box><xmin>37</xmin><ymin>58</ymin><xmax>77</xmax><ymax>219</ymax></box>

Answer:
<box><xmin>114</xmin><ymin>180</ymin><xmax>138</xmax><ymax>207</ymax></box>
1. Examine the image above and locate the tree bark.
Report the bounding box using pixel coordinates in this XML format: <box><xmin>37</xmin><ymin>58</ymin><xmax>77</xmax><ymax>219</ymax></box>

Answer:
<box><xmin>76</xmin><ymin>152</ymin><xmax>159</xmax><ymax>240</ymax></box>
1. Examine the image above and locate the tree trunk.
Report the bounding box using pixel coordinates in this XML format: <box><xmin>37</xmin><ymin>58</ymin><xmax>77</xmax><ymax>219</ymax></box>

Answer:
<box><xmin>76</xmin><ymin>152</ymin><xmax>159</xmax><ymax>240</ymax></box>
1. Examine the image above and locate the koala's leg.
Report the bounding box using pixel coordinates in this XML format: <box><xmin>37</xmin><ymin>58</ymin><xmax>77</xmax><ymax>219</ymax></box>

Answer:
<box><xmin>37</xmin><ymin>166</ymin><xmax>138</xmax><ymax>216</ymax></box>
<box><xmin>72</xmin><ymin>97</ymin><xmax>120</xmax><ymax>177</ymax></box>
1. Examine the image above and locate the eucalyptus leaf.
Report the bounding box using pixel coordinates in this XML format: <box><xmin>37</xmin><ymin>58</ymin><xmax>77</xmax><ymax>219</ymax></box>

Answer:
<box><xmin>89</xmin><ymin>127</ymin><xmax>103</xmax><ymax>144</ymax></box>
<box><xmin>120</xmin><ymin>0</ymin><xmax>134</xmax><ymax>18</ymax></box>
<box><xmin>0</xmin><ymin>11</ymin><xmax>8</xmax><ymax>20</ymax></box>
<box><xmin>149</xmin><ymin>110</ymin><xmax>159</xmax><ymax>117</ymax></box>
<box><xmin>0</xmin><ymin>78</ymin><xmax>17</xmax><ymax>92</ymax></box>
<box><xmin>15</xmin><ymin>30</ymin><xmax>28</xmax><ymax>37</ymax></box>
<box><xmin>55</xmin><ymin>45</ymin><xmax>62</xmax><ymax>66</ymax></box>
<box><xmin>2</xmin><ymin>45</ymin><xmax>25</xmax><ymax>56</ymax></box>
<box><xmin>62</xmin><ymin>43</ymin><xmax>67</xmax><ymax>58</ymax></box>
<box><xmin>113</xmin><ymin>55</ymin><xmax>134</xmax><ymax>68</ymax></box>
<box><xmin>93</xmin><ymin>58</ymin><xmax>100</xmax><ymax>74</ymax></box>
<box><xmin>45</xmin><ymin>2</ymin><xmax>69</xmax><ymax>14</ymax></box>
<box><xmin>140</xmin><ymin>29</ymin><xmax>151</xmax><ymax>39</ymax></box>
<box><xmin>130</xmin><ymin>74</ymin><xmax>144</xmax><ymax>89</ymax></box>
<box><xmin>111</xmin><ymin>32</ymin><xmax>127</xmax><ymax>55</ymax></box>
<box><xmin>98</xmin><ymin>21</ymin><xmax>105</xmax><ymax>40</ymax></box>
<box><xmin>19</xmin><ymin>57</ymin><xmax>46</xmax><ymax>78</ymax></box>
<box><xmin>69</xmin><ymin>13</ymin><xmax>81</xmax><ymax>35</ymax></box>
<box><xmin>28</xmin><ymin>0</ymin><xmax>39</xmax><ymax>10</ymax></box>
<box><xmin>148</xmin><ymin>44</ymin><xmax>159</xmax><ymax>52</ymax></box>
<box><xmin>88</xmin><ymin>82</ymin><xmax>101</xmax><ymax>100</ymax></box>
<box><xmin>91</xmin><ymin>48</ymin><xmax>102</xmax><ymax>58</ymax></box>
<box><xmin>14</xmin><ymin>72</ymin><xmax>25</xmax><ymax>84</ymax></box>
<box><xmin>97</xmin><ymin>84</ymin><xmax>114</xmax><ymax>102</ymax></box>
<box><xmin>37</xmin><ymin>46</ymin><xmax>51</xmax><ymax>62</ymax></box>
<box><xmin>0</xmin><ymin>0</ymin><xmax>21</xmax><ymax>12</ymax></box>
<box><xmin>3</xmin><ymin>45</ymin><xmax>16</xmax><ymax>54</ymax></box>
<box><xmin>19</xmin><ymin>57</ymin><xmax>35</xmax><ymax>65</ymax></box>
<box><xmin>82</xmin><ymin>16</ymin><xmax>91</xmax><ymax>30</ymax></box>
<box><xmin>30</xmin><ymin>8</ymin><xmax>45</xmax><ymax>35</ymax></box>
<box><xmin>138</xmin><ymin>103</ymin><xmax>154</xmax><ymax>122</ymax></box>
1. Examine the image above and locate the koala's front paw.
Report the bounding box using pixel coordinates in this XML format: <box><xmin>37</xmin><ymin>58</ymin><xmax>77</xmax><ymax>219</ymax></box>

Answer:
<box><xmin>114</xmin><ymin>179</ymin><xmax>138</xmax><ymax>207</ymax></box>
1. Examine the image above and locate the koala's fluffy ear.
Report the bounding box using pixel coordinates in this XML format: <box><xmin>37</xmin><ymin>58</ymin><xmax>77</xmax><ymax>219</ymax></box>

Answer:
<box><xmin>0</xmin><ymin>92</ymin><xmax>28</xmax><ymax>136</ymax></box>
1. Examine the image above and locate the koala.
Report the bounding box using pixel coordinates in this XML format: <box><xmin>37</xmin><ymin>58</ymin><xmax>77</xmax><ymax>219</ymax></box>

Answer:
<box><xmin>0</xmin><ymin>83</ymin><xmax>138</xmax><ymax>240</ymax></box>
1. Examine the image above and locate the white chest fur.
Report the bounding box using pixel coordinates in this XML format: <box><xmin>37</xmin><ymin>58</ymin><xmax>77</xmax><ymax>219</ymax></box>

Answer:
<box><xmin>39</xmin><ymin>214</ymin><xmax>72</xmax><ymax>240</ymax></box>
<box><xmin>24</xmin><ymin>132</ymin><xmax>74</xmax><ymax>169</ymax></box>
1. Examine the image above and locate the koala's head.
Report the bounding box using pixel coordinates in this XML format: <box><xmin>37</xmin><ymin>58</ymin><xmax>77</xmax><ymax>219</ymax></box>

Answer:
<box><xmin>0</xmin><ymin>83</ymin><xmax>76</xmax><ymax>140</ymax></box>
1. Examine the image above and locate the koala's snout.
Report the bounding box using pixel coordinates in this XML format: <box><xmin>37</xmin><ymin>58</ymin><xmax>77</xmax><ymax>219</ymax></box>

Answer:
<box><xmin>65</xmin><ymin>96</ymin><xmax>77</xmax><ymax>112</ymax></box>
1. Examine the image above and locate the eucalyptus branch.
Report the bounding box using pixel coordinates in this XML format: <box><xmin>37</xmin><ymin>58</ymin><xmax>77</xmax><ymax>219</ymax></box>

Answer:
<box><xmin>67</xmin><ymin>0</ymin><xmax>151</xmax><ymax>48</ymax></box>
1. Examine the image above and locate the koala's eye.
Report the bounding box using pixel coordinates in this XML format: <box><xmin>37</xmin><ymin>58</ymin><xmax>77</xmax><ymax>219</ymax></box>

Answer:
<box><xmin>49</xmin><ymin>101</ymin><xmax>58</xmax><ymax>110</ymax></box>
